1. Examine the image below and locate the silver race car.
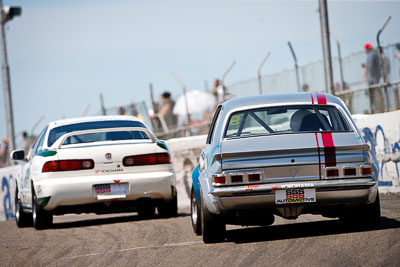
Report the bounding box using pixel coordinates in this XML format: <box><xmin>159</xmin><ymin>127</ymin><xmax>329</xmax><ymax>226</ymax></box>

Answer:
<box><xmin>191</xmin><ymin>93</ymin><xmax>380</xmax><ymax>243</ymax></box>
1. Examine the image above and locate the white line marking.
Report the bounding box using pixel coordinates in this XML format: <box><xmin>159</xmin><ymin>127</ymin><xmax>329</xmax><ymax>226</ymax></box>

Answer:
<box><xmin>61</xmin><ymin>241</ymin><xmax>202</xmax><ymax>260</ymax></box>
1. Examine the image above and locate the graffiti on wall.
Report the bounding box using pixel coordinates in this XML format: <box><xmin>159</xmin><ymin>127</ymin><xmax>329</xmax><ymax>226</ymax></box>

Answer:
<box><xmin>362</xmin><ymin>125</ymin><xmax>400</xmax><ymax>186</ymax></box>
<box><xmin>2</xmin><ymin>174</ymin><xmax>15</xmax><ymax>220</ymax></box>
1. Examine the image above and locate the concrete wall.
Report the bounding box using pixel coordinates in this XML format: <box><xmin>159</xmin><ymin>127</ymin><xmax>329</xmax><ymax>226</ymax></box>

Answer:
<box><xmin>1</xmin><ymin>110</ymin><xmax>399</xmax><ymax>221</ymax></box>
<box><xmin>0</xmin><ymin>165</ymin><xmax>18</xmax><ymax>221</ymax></box>
<box><xmin>352</xmin><ymin>110</ymin><xmax>400</xmax><ymax>193</ymax></box>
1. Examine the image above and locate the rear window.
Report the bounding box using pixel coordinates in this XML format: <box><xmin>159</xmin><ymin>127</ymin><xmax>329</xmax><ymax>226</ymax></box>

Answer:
<box><xmin>48</xmin><ymin>120</ymin><xmax>148</xmax><ymax>146</ymax></box>
<box><xmin>225</xmin><ymin>105</ymin><xmax>351</xmax><ymax>138</ymax></box>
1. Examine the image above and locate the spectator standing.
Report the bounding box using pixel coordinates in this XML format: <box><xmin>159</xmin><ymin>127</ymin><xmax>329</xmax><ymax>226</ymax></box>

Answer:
<box><xmin>362</xmin><ymin>43</ymin><xmax>381</xmax><ymax>85</ymax></box>
<box><xmin>160</xmin><ymin>91</ymin><xmax>177</xmax><ymax>129</ymax></box>
<box><xmin>394</xmin><ymin>43</ymin><xmax>400</xmax><ymax>109</ymax></box>
<box><xmin>0</xmin><ymin>136</ymin><xmax>10</xmax><ymax>168</ymax></box>
<box><xmin>118</xmin><ymin>106</ymin><xmax>126</xmax><ymax>115</ymax></box>
<box><xmin>212</xmin><ymin>79</ymin><xmax>226</xmax><ymax>104</ymax></box>
<box><xmin>22</xmin><ymin>131</ymin><xmax>34</xmax><ymax>155</ymax></box>
<box><xmin>362</xmin><ymin>43</ymin><xmax>382</xmax><ymax>113</ymax></box>
<box><xmin>396</xmin><ymin>43</ymin><xmax>400</xmax><ymax>75</ymax></box>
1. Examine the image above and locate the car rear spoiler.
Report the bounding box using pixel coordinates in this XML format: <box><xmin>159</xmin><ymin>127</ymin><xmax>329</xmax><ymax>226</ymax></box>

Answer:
<box><xmin>52</xmin><ymin>127</ymin><xmax>157</xmax><ymax>149</ymax></box>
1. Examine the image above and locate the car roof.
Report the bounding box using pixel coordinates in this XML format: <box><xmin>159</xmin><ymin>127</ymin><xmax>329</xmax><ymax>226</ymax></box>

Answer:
<box><xmin>221</xmin><ymin>93</ymin><xmax>345</xmax><ymax>112</ymax></box>
<box><xmin>47</xmin><ymin>115</ymin><xmax>144</xmax><ymax>130</ymax></box>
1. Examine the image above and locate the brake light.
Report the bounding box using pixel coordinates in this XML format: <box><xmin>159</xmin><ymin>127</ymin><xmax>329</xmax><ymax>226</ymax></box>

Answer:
<box><xmin>122</xmin><ymin>153</ymin><xmax>171</xmax><ymax>166</ymax></box>
<box><xmin>42</xmin><ymin>159</ymin><xmax>94</xmax><ymax>172</ymax></box>
<box><xmin>42</xmin><ymin>161</ymin><xmax>58</xmax><ymax>172</ymax></box>
<box><xmin>248</xmin><ymin>173</ymin><xmax>261</xmax><ymax>182</ymax></box>
<box><xmin>326</xmin><ymin>167</ymin><xmax>339</xmax><ymax>177</ymax></box>
<box><xmin>156</xmin><ymin>153</ymin><xmax>171</xmax><ymax>164</ymax></box>
<box><xmin>213</xmin><ymin>174</ymin><xmax>226</xmax><ymax>185</ymax></box>
<box><xmin>344</xmin><ymin>167</ymin><xmax>357</xmax><ymax>176</ymax></box>
<box><xmin>361</xmin><ymin>165</ymin><xmax>373</xmax><ymax>175</ymax></box>
<box><xmin>230</xmin><ymin>174</ymin><xmax>243</xmax><ymax>183</ymax></box>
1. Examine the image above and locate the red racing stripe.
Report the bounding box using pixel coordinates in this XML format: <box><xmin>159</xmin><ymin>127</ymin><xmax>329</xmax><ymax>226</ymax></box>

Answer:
<box><xmin>310</xmin><ymin>93</ymin><xmax>314</xmax><ymax>104</ymax></box>
<box><xmin>316</xmin><ymin>93</ymin><xmax>327</xmax><ymax>104</ymax></box>
<box><xmin>314</xmin><ymin>133</ymin><xmax>322</xmax><ymax>179</ymax></box>
<box><xmin>321</xmin><ymin>132</ymin><xmax>336</xmax><ymax>167</ymax></box>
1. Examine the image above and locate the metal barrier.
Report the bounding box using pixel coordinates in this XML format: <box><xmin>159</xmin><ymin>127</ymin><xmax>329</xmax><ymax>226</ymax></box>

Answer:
<box><xmin>155</xmin><ymin>120</ymin><xmax>211</xmax><ymax>140</ymax></box>
<box><xmin>336</xmin><ymin>80</ymin><xmax>400</xmax><ymax>114</ymax></box>
<box><xmin>227</xmin><ymin>43</ymin><xmax>400</xmax><ymax>109</ymax></box>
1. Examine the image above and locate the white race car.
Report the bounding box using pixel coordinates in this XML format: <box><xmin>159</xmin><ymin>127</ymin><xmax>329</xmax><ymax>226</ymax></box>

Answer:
<box><xmin>12</xmin><ymin>116</ymin><xmax>177</xmax><ymax>229</ymax></box>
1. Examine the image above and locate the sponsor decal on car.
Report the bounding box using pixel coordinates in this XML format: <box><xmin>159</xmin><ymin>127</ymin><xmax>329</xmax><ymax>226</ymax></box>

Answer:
<box><xmin>95</xmin><ymin>168</ymin><xmax>124</xmax><ymax>174</ymax></box>
<box><xmin>275</xmin><ymin>188</ymin><xmax>316</xmax><ymax>204</ymax></box>
<box><xmin>279</xmin><ymin>183</ymin><xmax>314</xmax><ymax>189</ymax></box>
<box><xmin>245</xmin><ymin>184</ymin><xmax>259</xmax><ymax>191</ymax></box>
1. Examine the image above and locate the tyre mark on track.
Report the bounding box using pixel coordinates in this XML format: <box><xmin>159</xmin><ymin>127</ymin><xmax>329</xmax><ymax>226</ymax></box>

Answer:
<box><xmin>60</xmin><ymin>241</ymin><xmax>202</xmax><ymax>260</ymax></box>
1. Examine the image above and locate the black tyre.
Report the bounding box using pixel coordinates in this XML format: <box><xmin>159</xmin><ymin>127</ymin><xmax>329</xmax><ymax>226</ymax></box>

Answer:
<box><xmin>32</xmin><ymin>190</ymin><xmax>53</xmax><ymax>230</ymax></box>
<box><xmin>15</xmin><ymin>187</ymin><xmax>32</xmax><ymax>228</ymax></box>
<box><xmin>340</xmin><ymin>192</ymin><xmax>381</xmax><ymax>227</ymax></box>
<box><xmin>200</xmin><ymin>188</ymin><xmax>225</xmax><ymax>243</ymax></box>
<box><xmin>158</xmin><ymin>196</ymin><xmax>178</xmax><ymax>218</ymax></box>
<box><xmin>191</xmin><ymin>186</ymin><xmax>201</xmax><ymax>235</ymax></box>
<box><xmin>137</xmin><ymin>199</ymin><xmax>155</xmax><ymax>219</ymax></box>
<box><xmin>363</xmin><ymin>192</ymin><xmax>381</xmax><ymax>226</ymax></box>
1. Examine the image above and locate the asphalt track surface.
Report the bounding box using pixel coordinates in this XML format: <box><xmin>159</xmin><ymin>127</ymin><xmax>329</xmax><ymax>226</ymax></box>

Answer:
<box><xmin>0</xmin><ymin>194</ymin><xmax>399</xmax><ymax>267</ymax></box>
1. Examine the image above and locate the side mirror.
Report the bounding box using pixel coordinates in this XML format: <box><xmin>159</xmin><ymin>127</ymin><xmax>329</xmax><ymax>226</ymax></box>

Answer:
<box><xmin>11</xmin><ymin>150</ymin><xmax>25</xmax><ymax>161</ymax></box>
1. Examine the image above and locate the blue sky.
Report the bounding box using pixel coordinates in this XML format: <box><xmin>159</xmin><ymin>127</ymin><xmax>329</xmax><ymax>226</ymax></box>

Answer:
<box><xmin>1</xmin><ymin>0</ymin><xmax>399</xmax><ymax>144</ymax></box>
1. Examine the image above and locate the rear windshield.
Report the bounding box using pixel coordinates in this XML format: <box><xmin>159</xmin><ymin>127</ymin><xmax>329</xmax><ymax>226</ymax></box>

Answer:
<box><xmin>225</xmin><ymin>105</ymin><xmax>352</xmax><ymax>138</ymax></box>
<box><xmin>48</xmin><ymin>120</ymin><xmax>148</xmax><ymax>146</ymax></box>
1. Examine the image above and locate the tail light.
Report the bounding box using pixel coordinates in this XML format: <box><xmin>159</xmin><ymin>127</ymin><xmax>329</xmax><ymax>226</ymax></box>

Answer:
<box><xmin>343</xmin><ymin>167</ymin><xmax>357</xmax><ymax>176</ymax></box>
<box><xmin>360</xmin><ymin>165</ymin><xmax>373</xmax><ymax>175</ymax></box>
<box><xmin>213</xmin><ymin>174</ymin><xmax>226</xmax><ymax>185</ymax></box>
<box><xmin>123</xmin><ymin>153</ymin><xmax>171</xmax><ymax>166</ymax></box>
<box><xmin>325</xmin><ymin>167</ymin><xmax>339</xmax><ymax>178</ymax></box>
<box><xmin>230</xmin><ymin>174</ymin><xmax>243</xmax><ymax>183</ymax></box>
<box><xmin>42</xmin><ymin>159</ymin><xmax>94</xmax><ymax>172</ymax></box>
<box><xmin>248</xmin><ymin>173</ymin><xmax>261</xmax><ymax>182</ymax></box>
<box><xmin>213</xmin><ymin>170</ymin><xmax>263</xmax><ymax>186</ymax></box>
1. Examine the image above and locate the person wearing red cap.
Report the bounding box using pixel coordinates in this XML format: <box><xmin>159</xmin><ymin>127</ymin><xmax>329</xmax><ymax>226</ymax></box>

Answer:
<box><xmin>362</xmin><ymin>42</ymin><xmax>381</xmax><ymax>112</ymax></box>
<box><xmin>362</xmin><ymin>43</ymin><xmax>381</xmax><ymax>85</ymax></box>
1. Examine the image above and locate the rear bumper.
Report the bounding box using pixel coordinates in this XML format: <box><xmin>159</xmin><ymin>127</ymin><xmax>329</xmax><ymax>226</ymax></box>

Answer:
<box><xmin>34</xmin><ymin>171</ymin><xmax>176</xmax><ymax>211</ymax></box>
<box><xmin>206</xmin><ymin>177</ymin><xmax>377</xmax><ymax>213</ymax></box>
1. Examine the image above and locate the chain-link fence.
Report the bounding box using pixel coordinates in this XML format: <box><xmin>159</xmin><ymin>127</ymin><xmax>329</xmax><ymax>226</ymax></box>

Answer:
<box><xmin>228</xmin><ymin>43</ymin><xmax>400</xmax><ymax>114</ymax></box>
<box><xmin>104</xmin><ymin>102</ymin><xmax>153</xmax><ymax>131</ymax></box>
<box><xmin>104</xmin><ymin>44</ymin><xmax>400</xmax><ymax>140</ymax></box>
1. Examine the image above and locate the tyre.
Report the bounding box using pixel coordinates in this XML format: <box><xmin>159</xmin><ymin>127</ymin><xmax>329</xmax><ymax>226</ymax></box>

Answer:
<box><xmin>200</xmin><ymin>188</ymin><xmax>225</xmax><ymax>243</ymax></box>
<box><xmin>15</xmin><ymin>187</ymin><xmax>32</xmax><ymax>228</ymax></box>
<box><xmin>158</xmin><ymin>196</ymin><xmax>178</xmax><ymax>218</ymax></box>
<box><xmin>190</xmin><ymin>186</ymin><xmax>201</xmax><ymax>235</ymax></box>
<box><xmin>363</xmin><ymin>192</ymin><xmax>381</xmax><ymax>226</ymax></box>
<box><xmin>137</xmin><ymin>199</ymin><xmax>155</xmax><ymax>219</ymax></box>
<box><xmin>32</xmin><ymin>190</ymin><xmax>53</xmax><ymax>230</ymax></box>
<box><xmin>340</xmin><ymin>193</ymin><xmax>381</xmax><ymax>227</ymax></box>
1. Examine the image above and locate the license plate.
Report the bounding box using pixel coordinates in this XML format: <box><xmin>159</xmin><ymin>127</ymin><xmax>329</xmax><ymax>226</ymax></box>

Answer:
<box><xmin>275</xmin><ymin>188</ymin><xmax>316</xmax><ymax>204</ymax></box>
<box><xmin>94</xmin><ymin>183</ymin><xmax>128</xmax><ymax>200</ymax></box>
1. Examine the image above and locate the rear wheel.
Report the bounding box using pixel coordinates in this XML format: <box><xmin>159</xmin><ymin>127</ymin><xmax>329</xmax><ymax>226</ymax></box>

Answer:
<box><xmin>191</xmin><ymin>186</ymin><xmax>201</xmax><ymax>235</ymax></box>
<box><xmin>363</xmin><ymin>193</ymin><xmax>381</xmax><ymax>226</ymax></box>
<box><xmin>200</xmin><ymin>188</ymin><xmax>225</xmax><ymax>243</ymax></box>
<box><xmin>340</xmin><ymin>193</ymin><xmax>381</xmax><ymax>227</ymax></box>
<box><xmin>32</xmin><ymin>190</ymin><xmax>53</xmax><ymax>230</ymax></box>
<box><xmin>158</xmin><ymin>196</ymin><xmax>178</xmax><ymax>218</ymax></box>
<box><xmin>15</xmin><ymin>187</ymin><xmax>32</xmax><ymax>228</ymax></box>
